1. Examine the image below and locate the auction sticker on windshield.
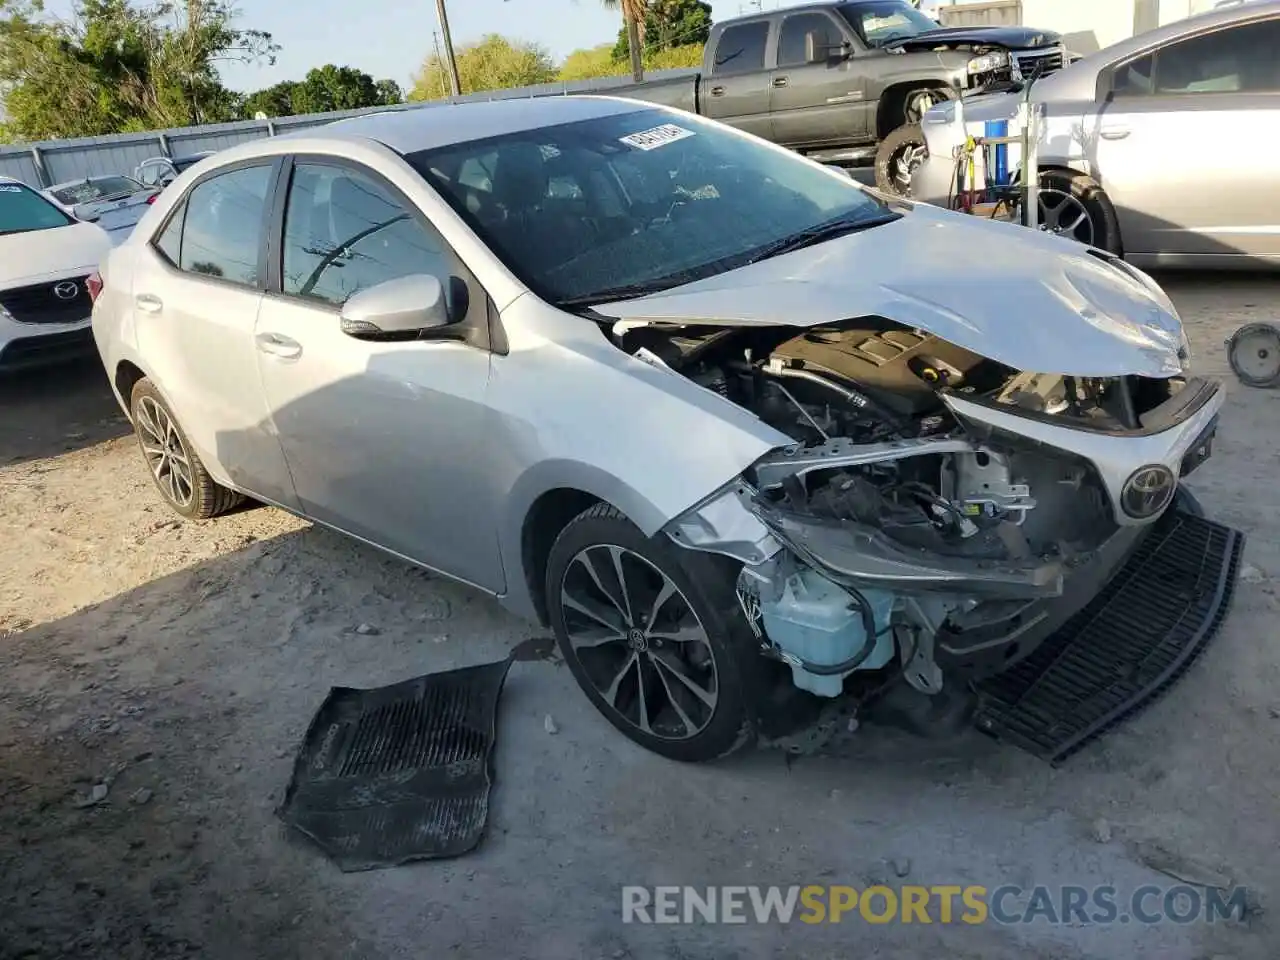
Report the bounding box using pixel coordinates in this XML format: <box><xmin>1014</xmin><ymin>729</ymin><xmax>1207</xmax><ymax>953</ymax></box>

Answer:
<box><xmin>619</xmin><ymin>124</ymin><xmax>695</xmax><ymax>151</ymax></box>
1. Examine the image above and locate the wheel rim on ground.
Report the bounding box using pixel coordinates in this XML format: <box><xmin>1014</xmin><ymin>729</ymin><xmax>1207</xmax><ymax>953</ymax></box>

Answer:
<box><xmin>560</xmin><ymin>544</ymin><xmax>719</xmax><ymax>741</ymax></box>
<box><xmin>1036</xmin><ymin>187</ymin><xmax>1096</xmax><ymax>246</ymax></box>
<box><xmin>135</xmin><ymin>396</ymin><xmax>195</xmax><ymax>508</ymax></box>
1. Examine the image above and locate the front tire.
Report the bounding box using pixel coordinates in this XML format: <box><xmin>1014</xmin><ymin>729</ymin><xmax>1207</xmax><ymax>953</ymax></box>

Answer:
<box><xmin>1026</xmin><ymin>170</ymin><xmax>1122</xmax><ymax>254</ymax></box>
<box><xmin>874</xmin><ymin>123</ymin><xmax>927</xmax><ymax>198</ymax></box>
<box><xmin>545</xmin><ymin>504</ymin><xmax>765</xmax><ymax>762</ymax></box>
<box><xmin>129</xmin><ymin>378</ymin><xmax>243</xmax><ymax>520</ymax></box>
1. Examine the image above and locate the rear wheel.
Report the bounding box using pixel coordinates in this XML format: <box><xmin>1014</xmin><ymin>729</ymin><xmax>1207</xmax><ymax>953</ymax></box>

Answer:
<box><xmin>129</xmin><ymin>378</ymin><xmax>243</xmax><ymax>520</ymax></box>
<box><xmin>545</xmin><ymin>504</ymin><xmax>765</xmax><ymax>762</ymax></box>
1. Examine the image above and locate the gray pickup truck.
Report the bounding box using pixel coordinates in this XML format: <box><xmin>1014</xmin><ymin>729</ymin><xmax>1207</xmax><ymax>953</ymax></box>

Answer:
<box><xmin>613</xmin><ymin>0</ymin><xmax>1067</xmax><ymax>196</ymax></box>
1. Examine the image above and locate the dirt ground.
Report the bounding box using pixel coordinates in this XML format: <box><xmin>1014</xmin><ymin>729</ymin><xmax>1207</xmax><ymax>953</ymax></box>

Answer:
<box><xmin>2</xmin><ymin>273</ymin><xmax>1279</xmax><ymax>960</ymax></box>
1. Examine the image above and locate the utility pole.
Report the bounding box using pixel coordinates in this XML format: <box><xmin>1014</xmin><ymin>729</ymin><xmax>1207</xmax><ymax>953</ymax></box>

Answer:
<box><xmin>625</xmin><ymin>13</ymin><xmax>643</xmax><ymax>83</ymax></box>
<box><xmin>434</xmin><ymin>0</ymin><xmax>462</xmax><ymax>97</ymax></box>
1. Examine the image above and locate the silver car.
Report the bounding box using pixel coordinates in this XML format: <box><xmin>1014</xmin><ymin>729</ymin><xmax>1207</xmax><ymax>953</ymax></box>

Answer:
<box><xmin>91</xmin><ymin>97</ymin><xmax>1238</xmax><ymax>762</ymax></box>
<box><xmin>44</xmin><ymin>175</ymin><xmax>160</xmax><ymax>244</ymax></box>
<box><xmin>912</xmin><ymin>0</ymin><xmax>1280</xmax><ymax>268</ymax></box>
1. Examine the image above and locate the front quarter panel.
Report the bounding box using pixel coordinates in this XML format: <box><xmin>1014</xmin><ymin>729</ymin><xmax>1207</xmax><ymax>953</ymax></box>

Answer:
<box><xmin>490</xmin><ymin>294</ymin><xmax>793</xmax><ymax>616</ymax></box>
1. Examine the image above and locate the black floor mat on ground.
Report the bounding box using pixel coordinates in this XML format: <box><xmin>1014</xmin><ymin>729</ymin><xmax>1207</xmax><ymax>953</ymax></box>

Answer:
<box><xmin>277</xmin><ymin>657</ymin><xmax>513</xmax><ymax>872</ymax></box>
<box><xmin>974</xmin><ymin>509</ymin><xmax>1245</xmax><ymax>766</ymax></box>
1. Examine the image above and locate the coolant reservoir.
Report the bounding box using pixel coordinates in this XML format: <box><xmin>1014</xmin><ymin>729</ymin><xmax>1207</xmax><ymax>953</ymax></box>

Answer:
<box><xmin>759</xmin><ymin>569</ymin><xmax>896</xmax><ymax>699</ymax></box>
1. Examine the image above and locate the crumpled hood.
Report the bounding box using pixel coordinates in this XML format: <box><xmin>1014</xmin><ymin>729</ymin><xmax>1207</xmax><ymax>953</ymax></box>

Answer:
<box><xmin>1</xmin><ymin>220</ymin><xmax>113</xmax><ymax>287</ymax></box>
<box><xmin>596</xmin><ymin>205</ymin><xmax>1185</xmax><ymax>378</ymax></box>
<box><xmin>890</xmin><ymin>25</ymin><xmax>1062</xmax><ymax>52</ymax></box>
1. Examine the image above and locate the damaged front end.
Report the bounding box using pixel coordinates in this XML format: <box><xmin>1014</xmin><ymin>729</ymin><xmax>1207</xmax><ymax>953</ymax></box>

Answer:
<box><xmin>653</xmin><ymin>311</ymin><xmax>1239</xmax><ymax>751</ymax></box>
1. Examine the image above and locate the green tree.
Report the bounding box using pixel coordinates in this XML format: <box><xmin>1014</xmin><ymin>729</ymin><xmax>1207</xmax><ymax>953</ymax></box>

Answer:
<box><xmin>375</xmin><ymin>78</ymin><xmax>403</xmax><ymax>105</ymax></box>
<box><xmin>243</xmin><ymin>79</ymin><xmax>297</xmax><ymax>118</ymax></box>
<box><xmin>558</xmin><ymin>40</ymin><xmax>702</xmax><ymax>82</ymax></box>
<box><xmin>408</xmin><ymin>33</ymin><xmax>556</xmax><ymax>102</ymax></box>
<box><xmin>0</xmin><ymin>0</ymin><xmax>277</xmax><ymax>141</ymax></box>
<box><xmin>601</xmin><ymin>0</ymin><xmax>647</xmax><ymax>81</ymax></box>
<box><xmin>612</xmin><ymin>0</ymin><xmax>709</xmax><ymax>64</ymax></box>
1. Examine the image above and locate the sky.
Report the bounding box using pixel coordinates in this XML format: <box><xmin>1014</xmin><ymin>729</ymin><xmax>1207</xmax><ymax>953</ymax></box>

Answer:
<box><xmin>39</xmin><ymin>0</ymin><xmax>886</xmax><ymax>94</ymax></box>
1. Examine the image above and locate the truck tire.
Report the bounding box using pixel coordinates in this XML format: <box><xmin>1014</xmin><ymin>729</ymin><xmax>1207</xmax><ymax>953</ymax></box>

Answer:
<box><xmin>1028</xmin><ymin>170</ymin><xmax>1123</xmax><ymax>255</ymax></box>
<box><xmin>875</xmin><ymin>123</ymin><xmax>927</xmax><ymax>198</ymax></box>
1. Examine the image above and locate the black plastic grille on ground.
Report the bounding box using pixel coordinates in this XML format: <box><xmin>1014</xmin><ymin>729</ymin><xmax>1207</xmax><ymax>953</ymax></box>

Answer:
<box><xmin>974</xmin><ymin>509</ymin><xmax>1245</xmax><ymax>766</ymax></box>
<box><xmin>277</xmin><ymin>658</ymin><xmax>512</xmax><ymax>872</ymax></box>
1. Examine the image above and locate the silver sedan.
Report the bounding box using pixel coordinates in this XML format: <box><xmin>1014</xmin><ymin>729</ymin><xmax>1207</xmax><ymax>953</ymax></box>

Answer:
<box><xmin>912</xmin><ymin>0</ymin><xmax>1280</xmax><ymax>268</ymax></box>
<box><xmin>91</xmin><ymin>97</ymin><xmax>1236</xmax><ymax>762</ymax></box>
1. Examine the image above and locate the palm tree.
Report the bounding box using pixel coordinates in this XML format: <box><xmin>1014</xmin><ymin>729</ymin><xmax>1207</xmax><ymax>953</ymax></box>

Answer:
<box><xmin>602</xmin><ymin>0</ymin><xmax>647</xmax><ymax>82</ymax></box>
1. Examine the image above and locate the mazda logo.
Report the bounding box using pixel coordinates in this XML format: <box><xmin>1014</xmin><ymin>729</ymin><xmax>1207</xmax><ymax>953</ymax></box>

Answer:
<box><xmin>53</xmin><ymin>281</ymin><xmax>80</xmax><ymax>301</ymax></box>
<box><xmin>1121</xmin><ymin>464</ymin><xmax>1176</xmax><ymax>520</ymax></box>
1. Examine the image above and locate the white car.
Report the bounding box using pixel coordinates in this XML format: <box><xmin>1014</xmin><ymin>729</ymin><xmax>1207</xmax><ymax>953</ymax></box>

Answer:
<box><xmin>0</xmin><ymin>177</ymin><xmax>113</xmax><ymax>372</ymax></box>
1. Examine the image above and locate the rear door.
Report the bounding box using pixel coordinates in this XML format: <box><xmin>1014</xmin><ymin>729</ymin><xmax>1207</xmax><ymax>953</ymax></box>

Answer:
<box><xmin>1093</xmin><ymin>14</ymin><xmax>1280</xmax><ymax>262</ymax></box>
<box><xmin>769</xmin><ymin>9</ymin><xmax>870</xmax><ymax>146</ymax></box>
<box><xmin>130</xmin><ymin>160</ymin><xmax>299</xmax><ymax>508</ymax></box>
<box><xmin>703</xmin><ymin>19</ymin><xmax>775</xmax><ymax>139</ymax></box>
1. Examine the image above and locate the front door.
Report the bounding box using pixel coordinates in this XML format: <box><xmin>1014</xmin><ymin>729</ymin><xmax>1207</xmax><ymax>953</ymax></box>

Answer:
<box><xmin>769</xmin><ymin>10</ymin><xmax>870</xmax><ymax>146</ymax></box>
<box><xmin>130</xmin><ymin>160</ymin><xmax>299</xmax><ymax>508</ymax></box>
<box><xmin>1093</xmin><ymin>15</ymin><xmax>1280</xmax><ymax>262</ymax></box>
<box><xmin>703</xmin><ymin>19</ymin><xmax>775</xmax><ymax>139</ymax></box>
<box><xmin>253</xmin><ymin>158</ymin><xmax>504</xmax><ymax>591</ymax></box>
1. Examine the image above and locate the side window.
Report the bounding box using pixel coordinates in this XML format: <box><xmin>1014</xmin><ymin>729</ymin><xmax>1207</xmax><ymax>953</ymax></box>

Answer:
<box><xmin>712</xmin><ymin>21</ymin><xmax>770</xmax><ymax>74</ymax></box>
<box><xmin>281</xmin><ymin>162</ymin><xmax>451</xmax><ymax>307</ymax></box>
<box><xmin>777</xmin><ymin>13</ymin><xmax>840</xmax><ymax>67</ymax></box>
<box><xmin>177</xmin><ymin>165</ymin><xmax>272</xmax><ymax>286</ymax></box>
<box><xmin>1121</xmin><ymin>18</ymin><xmax>1280</xmax><ymax>97</ymax></box>
<box><xmin>152</xmin><ymin>200</ymin><xmax>186</xmax><ymax>266</ymax></box>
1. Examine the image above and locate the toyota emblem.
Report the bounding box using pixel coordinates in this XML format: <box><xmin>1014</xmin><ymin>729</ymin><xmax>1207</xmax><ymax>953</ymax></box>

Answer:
<box><xmin>53</xmin><ymin>281</ymin><xmax>80</xmax><ymax>301</ymax></box>
<box><xmin>1121</xmin><ymin>464</ymin><xmax>1176</xmax><ymax>520</ymax></box>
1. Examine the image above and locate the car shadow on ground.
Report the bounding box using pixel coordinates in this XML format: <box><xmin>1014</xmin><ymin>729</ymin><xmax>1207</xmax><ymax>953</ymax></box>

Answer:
<box><xmin>0</xmin><ymin>357</ymin><xmax>130</xmax><ymax>466</ymax></box>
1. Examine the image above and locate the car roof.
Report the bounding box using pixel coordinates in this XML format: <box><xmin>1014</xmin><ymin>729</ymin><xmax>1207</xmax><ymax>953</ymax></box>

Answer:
<box><xmin>281</xmin><ymin>96</ymin><xmax>653</xmax><ymax>155</ymax></box>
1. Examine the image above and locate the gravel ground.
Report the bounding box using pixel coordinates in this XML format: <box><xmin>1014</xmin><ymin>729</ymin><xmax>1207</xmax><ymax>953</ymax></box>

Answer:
<box><xmin>1</xmin><ymin>273</ymin><xmax>1278</xmax><ymax>960</ymax></box>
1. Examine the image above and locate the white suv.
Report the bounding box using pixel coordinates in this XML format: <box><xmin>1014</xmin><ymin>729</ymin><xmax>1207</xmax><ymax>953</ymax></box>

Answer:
<box><xmin>0</xmin><ymin>177</ymin><xmax>113</xmax><ymax>372</ymax></box>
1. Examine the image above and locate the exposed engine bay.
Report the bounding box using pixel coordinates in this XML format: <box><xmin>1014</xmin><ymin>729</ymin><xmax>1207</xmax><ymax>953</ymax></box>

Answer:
<box><xmin>622</xmin><ymin>316</ymin><xmax>1213</xmax><ymax>704</ymax></box>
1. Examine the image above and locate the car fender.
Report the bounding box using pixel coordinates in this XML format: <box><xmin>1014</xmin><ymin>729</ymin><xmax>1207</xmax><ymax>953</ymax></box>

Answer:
<box><xmin>488</xmin><ymin>295</ymin><xmax>794</xmax><ymax>619</ymax></box>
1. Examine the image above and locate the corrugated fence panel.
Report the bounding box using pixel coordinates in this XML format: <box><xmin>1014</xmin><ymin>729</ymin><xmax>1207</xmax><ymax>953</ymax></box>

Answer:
<box><xmin>41</xmin><ymin>136</ymin><xmax>166</xmax><ymax>185</ymax></box>
<box><xmin>0</xmin><ymin>67</ymin><xmax>703</xmax><ymax>187</ymax></box>
<box><xmin>0</xmin><ymin>149</ymin><xmax>41</xmax><ymax>184</ymax></box>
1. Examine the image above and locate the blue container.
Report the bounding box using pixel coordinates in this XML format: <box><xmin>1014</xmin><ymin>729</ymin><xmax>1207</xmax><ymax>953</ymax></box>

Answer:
<box><xmin>759</xmin><ymin>570</ymin><xmax>896</xmax><ymax>698</ymax></box>
<box><xmin>984</xmin><ymin>119</ymin><xmax>1009</xmax><ymax>197</ymax></box>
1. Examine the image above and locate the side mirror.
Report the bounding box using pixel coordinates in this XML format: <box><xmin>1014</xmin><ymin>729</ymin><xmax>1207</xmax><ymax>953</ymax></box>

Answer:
<box><xmin>73</xmin><ymin>204</ymin><xmax>101</xmax><ymax>223</ymax></box>
<box><xmin>340</xmin><ymin>273</ymin><xmax>456</xmax><ymax>339</ymax></box>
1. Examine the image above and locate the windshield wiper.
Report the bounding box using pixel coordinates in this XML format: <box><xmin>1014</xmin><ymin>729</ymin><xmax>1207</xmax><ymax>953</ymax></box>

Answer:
<box><xmin>746</xmin><ymin>212</ymin><xmax>902</xmax><ymax>264</ymax></box>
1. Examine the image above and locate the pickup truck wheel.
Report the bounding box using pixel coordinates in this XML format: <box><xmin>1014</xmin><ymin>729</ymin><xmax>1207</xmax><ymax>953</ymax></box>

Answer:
<box><xmin>545</xmin><ymin>504</ymin><xmax>765</xmax><ymax>762</ymax></box>
<box><xmin>874</xmin><ymin>123</ymin><xmax>927</xmax><ymax>198</ymax></box>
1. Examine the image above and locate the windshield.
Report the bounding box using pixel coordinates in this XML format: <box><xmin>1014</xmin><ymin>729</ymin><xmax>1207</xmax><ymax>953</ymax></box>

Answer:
<box><xmin>50</xmin><ymin>176</ymin><xmax>145</xmax><ymax>206</ymax></box>
<box><xmin>407</xmin><ymin>107</ymin><xmax>891</xmax><ymax>307</ymax></box>
<box><xmin>0</xmin><ymin>182</ymin><xmax>75</xmax><ymax>236</ymax></box>
<box><xmin>839</xmin><ymin>1</ymin><xmax>939</xmax><ymax>47</ymax></box>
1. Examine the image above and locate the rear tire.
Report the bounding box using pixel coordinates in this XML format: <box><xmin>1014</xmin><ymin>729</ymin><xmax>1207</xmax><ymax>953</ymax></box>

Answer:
<box><xmin>129</xmin><ymin>378</ymin><xmax>243</xmax><ymax>520</ymax></box>
<box><xmin>545</xmin><ymin>504</ymin><xmax>767</xmax><ymax>762</ymax></box>
<box><xmin>874</xmin><ymin>123</ymin><xmax>927</xmax><ymax>198</ymax></box>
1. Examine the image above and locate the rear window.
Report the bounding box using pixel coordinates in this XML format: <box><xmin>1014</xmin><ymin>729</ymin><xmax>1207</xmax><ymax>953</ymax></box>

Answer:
<box><xmin>0</xmin><ymin>182</ymin><xmax>74</xmax><ymax>236</ymax></box>
<box><xmin>50</xmin><ymin>177</ymin><xmax>145</xmax><ymax>206</ymax></box>
<box><xmin>711</xmin><ymin>21</ymin><xmax>770</xmax><ymax>74</ymax></box>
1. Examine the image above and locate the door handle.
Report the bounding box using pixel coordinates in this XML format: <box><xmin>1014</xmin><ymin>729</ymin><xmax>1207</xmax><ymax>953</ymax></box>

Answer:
<box><xmin>135</xmin><ymin>293</ymin><xmax>163</xmax><ymax>314</ymax></box>
<box><xmin>256</xmin><ymin>332</ymin><xmax>302</xmax><ymax>360</ymax></box>
<box><xmin>1100</xmin><ymin>125</ymin><xmax>1130</xmax><ymax>140</ymax></box>
<box><xmin>772</xmin><ymin>76</ymin><xmax>789</xmax><ymax>88</ymax></box>
<box><xmin>709</xmin><ymin>85</ymin><xmax>725</xmax><ymax>96</ymax></box>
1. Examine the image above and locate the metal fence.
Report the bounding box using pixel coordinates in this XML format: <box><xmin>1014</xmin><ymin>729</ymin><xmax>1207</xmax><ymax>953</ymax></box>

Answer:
<box><xmin>0</xmin><ymin>69</ymin><xmax>696</xmax><ymax>188</ymax></box>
